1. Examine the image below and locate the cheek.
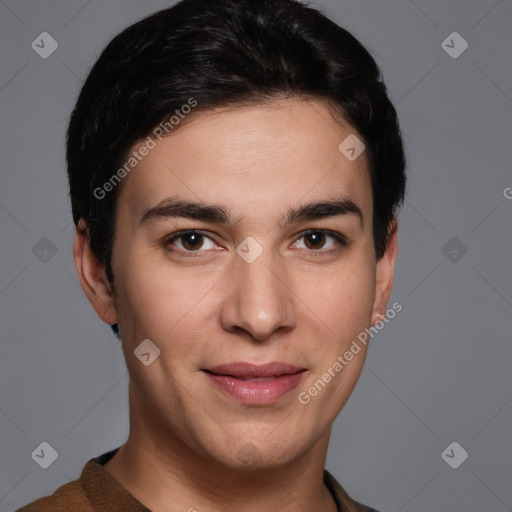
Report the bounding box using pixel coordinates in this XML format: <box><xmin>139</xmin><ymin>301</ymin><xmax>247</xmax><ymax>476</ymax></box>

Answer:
<box><xmin>295</xmin><ymin>253</ymin><xmax>376</xmax><ymax>336</ymax></box>
<box><xmin>112</xmin><ymin>259</ymin><xmax>205</xmax><ymax>396</ymax></box>
<box><xmin>297</xmin><ymin>261</ymin><xmax>375</xmax><ymax>420</ymax></box>
<box><xmin>111</xmin><ymin>245</ymin><xmax>175</xmax><ymax>340</ymax></box>
<box><xmin>112</xmin><ymin>247</ymin><xmax>219</xmax><ymax>348</ymax></box>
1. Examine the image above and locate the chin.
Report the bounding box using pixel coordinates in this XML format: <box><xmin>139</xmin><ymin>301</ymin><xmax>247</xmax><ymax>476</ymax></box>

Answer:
<box><xmin>202</xmin><ymin>429</ymin><xmax>311</xmax><ymax>471</ymax></box>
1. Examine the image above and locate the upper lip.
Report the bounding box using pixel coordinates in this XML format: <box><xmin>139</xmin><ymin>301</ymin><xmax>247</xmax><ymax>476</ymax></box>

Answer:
<box><xmin>204</xmin><ymin>362</ymin><xmax>305</xmax><ymax>378</ymax></box>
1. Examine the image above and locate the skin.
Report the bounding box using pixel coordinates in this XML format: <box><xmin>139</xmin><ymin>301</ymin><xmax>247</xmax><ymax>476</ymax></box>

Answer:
<box><xmin>73</xmin><ymin>97</ymin><xmax>398</xmax><ymax>512</ymax></box>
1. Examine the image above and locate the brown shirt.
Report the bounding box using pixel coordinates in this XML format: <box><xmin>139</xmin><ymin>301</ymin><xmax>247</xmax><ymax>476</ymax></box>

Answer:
<box><xmin>17</xmin><ymin>447</ymin><xmax>380</xmax><ymax>512</ymax></box>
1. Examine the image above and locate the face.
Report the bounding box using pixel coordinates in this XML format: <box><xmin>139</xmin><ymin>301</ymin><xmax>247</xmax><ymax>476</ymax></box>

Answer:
<box><xmin>75</xmin><ymin>97</ymin><xmax>397</xmax><ymax>469</ymax></box>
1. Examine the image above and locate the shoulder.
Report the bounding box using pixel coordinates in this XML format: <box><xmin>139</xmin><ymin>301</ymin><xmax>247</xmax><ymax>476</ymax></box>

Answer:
<box><xmin>16</xmin><ymin>448</ymin><xmax>123</xmax><ymax>512</ymax></box>
<box><xmin>15</xmin><ymin>478</ymin><xmax>94</xmax><ymax>512</ymax></box>
<box><xmin>323</xmin><ymin>469</ymin><xmax>382</xmax><ymax>512</ymax></box>
<box><xmin>351</xmin><ymin>501</ymin><xmax>382</xmax><ymax>512</ymax></box>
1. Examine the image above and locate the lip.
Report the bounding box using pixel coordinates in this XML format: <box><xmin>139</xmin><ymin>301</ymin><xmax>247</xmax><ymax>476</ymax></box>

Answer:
<box><xmin>203</xmin><ymin>362</ymin><xmax>306</xmax><ymax>405</ymax></box>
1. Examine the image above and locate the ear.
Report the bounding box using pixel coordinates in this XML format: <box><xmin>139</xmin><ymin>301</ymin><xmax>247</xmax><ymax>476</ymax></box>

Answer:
<box><xmin>370</xmin><ymin>218</ymin><xmax>398</xmax><ymax>326</ymax></box>
<box><xmin>72</xmin><ymin>218</ymin><xmax>118</xmax><ymax>325</ymax></box>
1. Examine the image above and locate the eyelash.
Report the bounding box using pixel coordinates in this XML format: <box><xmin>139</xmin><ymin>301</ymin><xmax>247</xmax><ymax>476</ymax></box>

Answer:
<box><xmin>163</xmin><ymin>229</ymin><xmax>348</xmax><ymax>258</ymax></box>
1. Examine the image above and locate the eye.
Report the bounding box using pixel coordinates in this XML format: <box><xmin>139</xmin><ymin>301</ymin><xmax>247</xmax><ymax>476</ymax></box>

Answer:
<box><xmin>163</xmin><ymin>229</ymin><xmax>347</xmax><ymax>258</ymax></box>
<box><xmin>164</xmin><ymin>230</ymin><xmax>217</xmax><ymax>255</ymax></box>
<box><xmin>292</xmin><ymin>230</ymin><xmax>347</xmax><ymax>253</ymax></box>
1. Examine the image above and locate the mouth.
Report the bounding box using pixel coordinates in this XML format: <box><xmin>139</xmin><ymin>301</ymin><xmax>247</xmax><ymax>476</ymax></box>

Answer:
<box><xmin>202</xmin><ymin>362</ymin><xmax>306</xmax><ymax>405</ymax></box>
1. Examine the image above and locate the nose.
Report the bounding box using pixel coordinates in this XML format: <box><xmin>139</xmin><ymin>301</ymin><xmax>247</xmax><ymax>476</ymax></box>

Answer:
<box><xmin>219</xmin><ymin>244</ymin><xmax>296</xmax><ymax>342</ymax></box>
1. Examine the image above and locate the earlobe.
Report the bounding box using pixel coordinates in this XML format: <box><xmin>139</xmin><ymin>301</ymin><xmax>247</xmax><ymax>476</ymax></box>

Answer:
<box><xmin>371</xmin><ymin>218</ymin><xmax>398</xmax><ymax>326</ymax></box>
<box><xmin>73</xmin><ymin>218</ymin><xmax>118</xmax><ymax>326</ymax></box>
<box><xmin>370</xmin><ymin>310</ymin><xmax>386</xmax><ymax>327</ymax></box>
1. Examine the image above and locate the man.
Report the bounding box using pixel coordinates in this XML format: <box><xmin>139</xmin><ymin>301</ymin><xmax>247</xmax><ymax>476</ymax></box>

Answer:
<box><xmin>18</xmin><ymin>0</ymin><xmax>406</xmax><ymax>510</ymax></box>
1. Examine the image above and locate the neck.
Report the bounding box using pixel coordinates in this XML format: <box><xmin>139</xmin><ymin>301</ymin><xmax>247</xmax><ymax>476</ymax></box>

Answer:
<box><xmin>103</xmin><ymin>381</ymin><xmax>338</xmax><ymax>512</ymax></box>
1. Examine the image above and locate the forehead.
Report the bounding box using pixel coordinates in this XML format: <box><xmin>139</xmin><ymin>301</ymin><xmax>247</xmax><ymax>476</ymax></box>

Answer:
<box><xmin>117</xmin><ymin>97</ymin><xmax>372</xmax><ymax>227</ymax></box>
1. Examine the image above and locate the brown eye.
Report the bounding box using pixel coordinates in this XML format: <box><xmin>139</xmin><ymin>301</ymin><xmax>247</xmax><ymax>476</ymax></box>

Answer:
<box><xmin>180</xmin><ymin>232</ymin><xmax>204</xmax><ymax>251</ymax></box>
<box><xmin>165</xmin><ymin>230</ymin><xmax>217</xmax><ymax>253</ymax></box>
<box><xmin>293</xmin><ymin>230</ymin><xmax>347</xmax><ymax>253</ymax></box>
<box><xmin>303</xmin><ymin>231</ymin><xmax>327</xmax><ymax>250</ymax></box>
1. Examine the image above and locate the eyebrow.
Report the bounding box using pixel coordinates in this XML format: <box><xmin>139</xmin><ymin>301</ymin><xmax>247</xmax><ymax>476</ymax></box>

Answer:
<box><xmin>139</xmin><ymin>195</ymin><xmax>363</xmax><ymax>228</ymax></box>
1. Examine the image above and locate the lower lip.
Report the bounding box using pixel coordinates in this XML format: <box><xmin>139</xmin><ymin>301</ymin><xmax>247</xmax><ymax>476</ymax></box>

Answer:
<box><xmin>204</xmin><ymin>371</ymin><xmax>305</xmax><ymax>405</ymax></box>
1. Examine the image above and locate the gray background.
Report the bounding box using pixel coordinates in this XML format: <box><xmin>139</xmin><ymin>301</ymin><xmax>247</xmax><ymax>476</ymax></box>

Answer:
<box><xmin>0</xmin><ymin>0</ymin><xmax>511</xmax><ymax>511</ymax></box>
